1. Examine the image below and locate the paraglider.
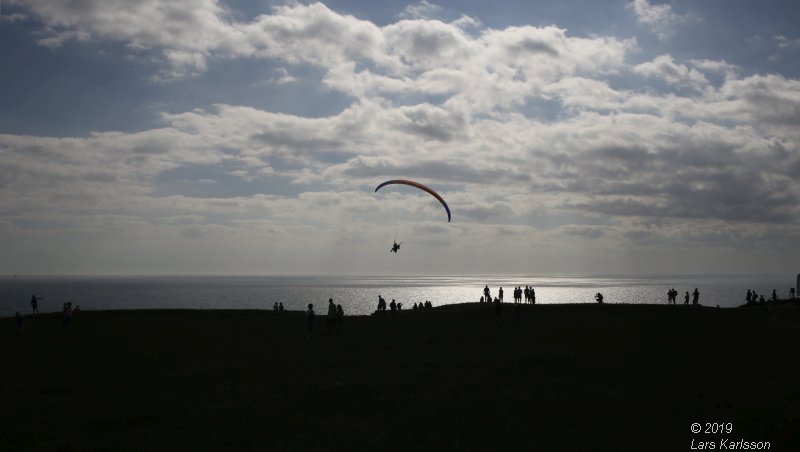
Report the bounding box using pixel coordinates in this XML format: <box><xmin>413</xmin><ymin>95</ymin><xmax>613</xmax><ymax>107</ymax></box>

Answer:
<box><xmin>374</xmin><ymin>179</ymin><xmax>450</xmax><ymax>253</ymax></box>
<box><xmin>374</xmin><ymin>179</ymin><xmax>451</xmax><ymax>222</ymax></box>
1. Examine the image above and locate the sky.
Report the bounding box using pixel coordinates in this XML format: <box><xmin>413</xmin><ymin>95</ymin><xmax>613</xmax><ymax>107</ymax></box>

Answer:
<box><xmin>1</xmin><ymin>0</ymin><xmax>799</xmax><ymax>276</ymax></box>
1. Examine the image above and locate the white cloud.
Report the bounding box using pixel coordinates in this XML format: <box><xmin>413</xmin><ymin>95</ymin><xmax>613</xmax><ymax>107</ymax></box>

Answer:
<box><xmin>3</xmin><ymin>1</ymin><xmax>800</xmax><ymax>274</ymax></box>
<box><xmin>774</xmin><ymin>35</ymin><xmax>800</xmax><ymax>49</ymax></box>
<box><xmin>398</xmin><ymin>1</ymin><xmax>444</xmax><ymax>20</ymax></box>
<box><xmin>689</xmin><ymin>59</ymin><xmax>738</xmax><ymax>77</ymax></box>
<box><xmin>634</xmin><ymin>54</ymin><xmax>709</xmax><ymax>89</ymax></box>
<box><xmin>626</xmin><ymin>0</ymin><xmax>689</xmax><ymax>40</ymax></box>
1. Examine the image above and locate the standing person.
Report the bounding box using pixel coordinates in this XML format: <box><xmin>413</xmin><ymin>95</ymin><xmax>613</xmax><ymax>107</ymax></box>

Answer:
<box><xmin>692</xmin><ymin>288</ymin><xmax>699</xmax><ymax>305</ymax></box>
<box><xmin>498</xmin><ymin>287</ymin><xmax>504</xmax><ymax>303</ymax></box>
<box><xmin>279</xmin><ymin>302</ymin><xmax>284</xmax><ymax>311</ymax></box>
<box><xmin>336</xmin><ymin>304</ymin><xmax>344</xmax><ymax>329</ymax></box>
<box><xmin>327</xmin><ymin>298</ymin><xmax>338</xmax><ymax>332</ymax></box>
<box><xmin>305</xmin><ymin>304</ymin><xmax>315</xmax><ymax>340</ymax></box>
<box><xmin>790</xmin><ymin>288</ymin><xmax>796</xmax><ymax>300</ymax></box>
<box><xmin>273</xmin><ymin>302</ymin><xmax>279</xmax><ymax>311</ymax></box>
<box><xmin>63</xmin><ymin>302</ymin><xmax>73</xmax><ymax>326</ymax></box>
<box><xmin>684</xmin><ymin>291</ymin><xmax>690</xmax><ymax>305</ymax></box>
<box><xmin>483</xmin><ymin>285</ymin><xmax>491</xmax><ymax>304</ymax></box>
<box><xmin>746</xmin><ymin>290</ymin><xmax>752</xmax><ymax>305</ymax></box>
<box><xmin>523</xmin><ymin>287</ymin><xmax>529</xmax><ymax>303</ymax></box>
<box><xmin>531</xmin><ymin>288</ymin><xmax>536</xmax><ymax>305</ymax></box>
<box><xmin>30</xmin><ymin>295</ymin><xmax>42</xmax><ymax>314</ymax></box>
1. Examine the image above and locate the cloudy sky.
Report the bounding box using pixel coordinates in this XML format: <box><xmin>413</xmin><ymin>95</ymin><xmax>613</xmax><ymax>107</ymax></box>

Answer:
<box><xmin>1</xmin><ymin>0</ymin><xmax>799</xmax><ymax>276</ymax></box>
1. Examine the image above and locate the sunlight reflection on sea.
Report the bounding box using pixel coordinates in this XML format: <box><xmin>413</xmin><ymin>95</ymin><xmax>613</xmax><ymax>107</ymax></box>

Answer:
<box><xmin>0</xmin><ymin>274</ymin><xmax>793</xmax><ymax>317</ymax></box>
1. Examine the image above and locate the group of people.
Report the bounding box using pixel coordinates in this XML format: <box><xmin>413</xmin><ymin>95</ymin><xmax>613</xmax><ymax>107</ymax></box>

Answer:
<box><xmin>272</xmin><ymin>302</ymin><xmax>285</xmax><ymax>311</ymax></box>
<box><xmin>375</xmin><ymin>295</ymin><xmax>407</xmax><ymax>313</ymax></box>
<box><xmin>61</xmin><ymin>302</ymin><xmax>79</xmax><ymax>325</ymax></box>
<box><xmin>304</xmin><ymin>298</ymin><xmax>345</xmax><ymax>339</ymax></box>
<box><xmin>666</xmin><ymin>288</ymin><xmax>700</xmax><ymax>305</ymax></box>
<box><xmin>480</xmin><ymin>285</ymin><xmax>537</xmax><ymax>304</ymax></box>
<box><xmin>15</xmin><ymin>294</ymin><xmax>79</xmax><ymax>330</ymax></box>
<box><xmin>412</xmin><ymin>301</ymin><xmax>434</xmax><ymax>310</ymax></box>
<box><xmin>513</xmin><ymin>286</ymin><xmax>536</xmax><ymax>304</ymax></box>
<box><xmin>744</xmin><ymin>289</ymin><xmax>791</xmax><ymax>305</ymax></box>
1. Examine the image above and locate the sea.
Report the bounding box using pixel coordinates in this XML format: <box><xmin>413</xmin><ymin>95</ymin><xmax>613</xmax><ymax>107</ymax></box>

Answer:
<box><xmin>1</xmin><ymin>274</ymin><xmax>797</xmax><ymax>318</ymax></box>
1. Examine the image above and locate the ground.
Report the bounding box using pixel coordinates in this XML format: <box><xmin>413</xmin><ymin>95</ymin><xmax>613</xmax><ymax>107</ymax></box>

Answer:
<box><xmin>2</xmin><ymin>302</ymin><xmax>799</xmax><ymax>451</ymax></box>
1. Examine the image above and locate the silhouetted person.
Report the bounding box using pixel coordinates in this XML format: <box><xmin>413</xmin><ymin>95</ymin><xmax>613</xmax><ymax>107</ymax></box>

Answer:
<box><xmin>377</xmin><ymin>295</ymin><xmax>387</xmax><ymax>312</ymax></box>
<box><xmin>684</xmin><ymin>291</ymin><xmax>689</xmax><ymax>305</ymax></box>
<box><xmin>305</xmin><ymin>304</ymin><xmax>315</xmax><ymax>339</ymax></box>
<box><xmin>479</xmin><ymin>296</ymin><xmax>484</xmax><ymax>303</ymax></box>
<box><xmin>483</xmin><ymin>285</ymin><xmax>490</xmax><ymax>303</ymax></box>
<box><xmin>692</xmin><ymin>288</ymin><xmax>699</xmax><ymax>305</ymax></box>
<box><xmin>771</xmin><ymin>289</ymin><xmax>777</xmax><ymax>302</ymax></box>
<box><xmin>595</xmin><ymin>293</ymin><xmax>604</xmax><ymax>304</ymax></box>
<box><xmin>273</xmin><ymin>302</ymin><xmax>279</xmax><ymax>311</ymax></box>
<box><xmin>327</xmin><ymin>298</ymin><xmax>337</xmax><ymax>332</ymax></box>
<box><xmin>746</xmin><ymin>290</ymin><xmax>752</xmax><ymax>305</ymax></box>
<box><xmin>499</xmin><ymin>287</ymin><xmax>504</xmax><ymax>302</ymax></box>
<box><xmin>30</xmin><ymin>295</ymin><xmax>42</xmax><ymax>314</ymax></box>
<box><xmin>63</xmin><ymin>302</ymin><xmax>73</xmax><ymax>326</ymax></box>
<box><xmin>16</xmin><ymin>312</ymin><xmax>23</xmax><ymax>330</ymax></box>
<box><xmin>279</xmin><ymin>302</ymin><xmax>284</xmax><ymax>311</ymax></box>
<box><xmin>759</xmin><ymin>295</ymin><xmax>765</xmax><ymax>305</ymax></box>
<box><xmin>390</xmin><ymin>299</ymin><xmax>397</xmax><ymax>313</ymax></box>
<box><xmin>530</xmin><ymin>288</ymin><xmax>536</xmax><ymax>304</ymax></box>
<box><xmin>791</xmin><ymin>288</ymin><xmax>796</xmax><ymax>300</ymax></box>
<box><xmin>337</xmin><ymin>304</ymin><xmax>344</xmax><ymax>326</ymax></box>
<box><xmin>524</xmin><ymin>287</ymin><xmax>529</xmax><ymax>303</ymax></box>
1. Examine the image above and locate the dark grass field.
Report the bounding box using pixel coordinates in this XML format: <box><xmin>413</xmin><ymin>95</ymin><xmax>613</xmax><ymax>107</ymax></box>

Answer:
<box><xmin>2</xmin><ymin>302</ymin><xmax>799</xmax><ymax>451</ymax></box>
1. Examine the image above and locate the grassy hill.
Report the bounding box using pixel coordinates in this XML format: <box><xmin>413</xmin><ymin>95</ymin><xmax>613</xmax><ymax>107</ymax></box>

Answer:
<box><xmin>2</xmin><ymin>302</ymin><xmax>799</xmax><ymax>451</ymax></box>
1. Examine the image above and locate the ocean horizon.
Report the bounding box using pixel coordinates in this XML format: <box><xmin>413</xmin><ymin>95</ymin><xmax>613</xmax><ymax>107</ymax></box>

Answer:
<box><xmin>2</xmin><ymin>273</ymin><xmax>796</xmax><ymax>318</ymax></box>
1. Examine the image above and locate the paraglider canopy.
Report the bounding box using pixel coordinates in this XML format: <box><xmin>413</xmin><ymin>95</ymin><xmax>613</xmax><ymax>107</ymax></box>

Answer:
<box><xmin>374</xmin><ymin>179</ymin><xmax>451</xmax><ymax>222</ymax></box>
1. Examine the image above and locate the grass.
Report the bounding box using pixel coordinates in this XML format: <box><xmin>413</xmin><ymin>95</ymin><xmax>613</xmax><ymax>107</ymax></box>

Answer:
<box><xmin>2</xmin><ymin>302</ymin><xmax>799</xmax><ymax>451</ymax></box>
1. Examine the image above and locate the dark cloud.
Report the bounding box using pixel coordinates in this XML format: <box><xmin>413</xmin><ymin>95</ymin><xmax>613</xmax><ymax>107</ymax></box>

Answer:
<box><xmin>516</xmin><ymin>38</ymin><xmax>560</xmax><ymax>57</ymax></box>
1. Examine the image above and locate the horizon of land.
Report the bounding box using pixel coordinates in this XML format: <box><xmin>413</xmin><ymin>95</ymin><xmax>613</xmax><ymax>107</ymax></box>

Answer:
<box><xmin>3</xmin><ymin>301</ymin><xmax>798</xmax><ymax>451</ymax></box>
